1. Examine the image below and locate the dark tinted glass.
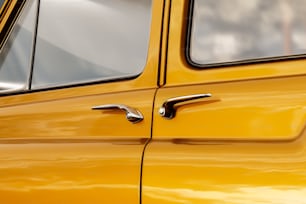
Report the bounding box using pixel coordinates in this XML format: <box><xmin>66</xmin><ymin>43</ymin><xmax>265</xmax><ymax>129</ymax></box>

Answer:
<box><xmin>190</xmin><ymin>0</ymin><xmax>306</xmax><ymax>66</ymax></box>
<box><xmin>32</xmin><ymin>0</ymin><xmax>152</xmax><ymax>89</ymax></box>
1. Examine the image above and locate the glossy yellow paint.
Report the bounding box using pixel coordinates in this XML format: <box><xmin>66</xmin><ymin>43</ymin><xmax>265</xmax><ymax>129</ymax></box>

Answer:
<box><xmin>0</xmin><ymin>140</ymin><xmax>146</xmax><ymax>204</ymax></box>
<box><xmin>146</xmin><ymin>75</ymin><xmax>306</xmax><ymax>204</ymax></box>
<box><xmin>0</xmin><ymin>88</ymin><xmax>155</xmax><ymax>204</ymax></box>
<box><xmin>0</xmin><ymin>90</ymin><xmax>155</xmax><ymax>139</ymax></box>
<box><xmin>154</xmin><ymin>75</ymin><xmax>306</xmax><ymax>140</ymax></box>
<box><xmin>143</xmin><ymin>0</ymin><xmax>306</xmax><ymax>203</ymax></box>
<box><xmin>1</xmin><ymin>0</ymin><xmax>306</xmax><ymax>203</ymax></box>
<box><xmin>0</xmin><ymin>0</ymin><xmax>164</xmax><ymax>203</ymax></box>
<box><xmin>152</xmin><ymin>0</ymin><xmax>306</xmax><ymax>140</ymax></box>
<box><xmin>143</xmin><ymin>128</ymin><xmax>306</xmax><ymax>204</ymax></box>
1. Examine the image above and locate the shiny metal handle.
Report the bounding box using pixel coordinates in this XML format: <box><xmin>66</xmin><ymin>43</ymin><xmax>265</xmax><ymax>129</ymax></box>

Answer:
<box><xmin>159</xmin><ymin>93</ymin><xmax>217</xmax><ymax>119</ymax></box>
<box><xmin>92</xmin><ymin>104</ymin><xmax>143</xmax><ymax>123</ymax></box>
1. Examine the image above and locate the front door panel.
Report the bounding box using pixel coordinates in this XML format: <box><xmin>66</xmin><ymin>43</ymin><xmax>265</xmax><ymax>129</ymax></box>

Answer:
<box><xmin>0</xmin><ymin>86</ymin><xmax>156</xmax><ymax>204</ymax></box>
<box><xmin>0</xmin><ymin>0</ymin><xmax>164</xmax><ymax>203</ymax></box>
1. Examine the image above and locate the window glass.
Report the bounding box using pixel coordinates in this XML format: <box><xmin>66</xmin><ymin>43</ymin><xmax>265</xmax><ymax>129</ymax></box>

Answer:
<box><xmin>32</xmin><ymin>0</ymin><xmax>152</xmax><ymax>89</ymax></box>
<box><xmin>0</xmin><ymin>0</ymin><xmax>37</xmax><ymax>93</ymax></box>
<box><xmin>189</xmin><ymin>0</ymin><xmax>306</xmax><ymax>66</ymax></box>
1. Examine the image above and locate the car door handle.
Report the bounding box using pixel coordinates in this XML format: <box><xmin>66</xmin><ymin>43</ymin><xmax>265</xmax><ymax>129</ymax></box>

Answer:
<box><xmin>92</xmin><ymin>104</ymin><xmax>144</xmax><ymax>123</ymax></box>
<box><xmin>159</xmin><ymin>93</ymin><xmax>219</xmax><ymax>119</ymax></box>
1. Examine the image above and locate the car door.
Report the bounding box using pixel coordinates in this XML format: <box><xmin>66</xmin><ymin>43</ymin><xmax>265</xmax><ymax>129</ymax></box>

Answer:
<box><xmin>0</xmin><ymin>0</ymin><xmax>163</xmax><ymax>203</ymax></box>
<box><xmin>143</xmin><ymin>0</ymin><xmax>306</xmax><ymax>203</ymax></box>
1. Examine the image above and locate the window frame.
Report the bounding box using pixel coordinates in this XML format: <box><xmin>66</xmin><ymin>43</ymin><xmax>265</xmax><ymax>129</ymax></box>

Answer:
<box><xmin>185</xmin><ymin>0</ymin><xmax>306</xmax><ymax>69</ymax></box>
<box><xmin>0</xmin><ymin>0</ymin><xmax>26</xmax><ymax>49</ymax></box>
<box><xmin>0</xmin><ymin>0</ymin><xmax>9</xmax><ymax>17</ymax></box>
<box><xmin>0</xmin><ymin>0</ymin><xmax>11</xmax><ymax>23</ymax></box>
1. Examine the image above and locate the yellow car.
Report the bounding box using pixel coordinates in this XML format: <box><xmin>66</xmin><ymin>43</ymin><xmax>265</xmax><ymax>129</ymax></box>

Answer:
<box><xmin>0</xmin><ymin>0</ymin><xmax>305</xmax><ymax>203</ymax></box>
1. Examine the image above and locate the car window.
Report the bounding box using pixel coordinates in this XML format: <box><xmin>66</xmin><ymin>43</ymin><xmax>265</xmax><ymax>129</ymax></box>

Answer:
<box><xmin>32</xmin><ymin>0</ymin><xmax>152</xmax><ymax>89</ymax></box>
<box><xmin>188</xmin><ymin>0</ymin><xmax>306</xmax><ymax>67</ymax></box>
<box><xmin>0</xmin><ymin>0</ymin><xmax>37</xmax><ymax>93</ymax></box>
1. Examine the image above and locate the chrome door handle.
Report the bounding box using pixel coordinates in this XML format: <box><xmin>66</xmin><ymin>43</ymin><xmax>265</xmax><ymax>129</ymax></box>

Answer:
<box><xmin>92</xmin><ymin>104</ymin><xmax>143</xmax><ymax>123</ymax></box>
<box><xmin>159</xmin><ymin>93</ymin><xmax>218</xmax><ymax>119</ymax></box>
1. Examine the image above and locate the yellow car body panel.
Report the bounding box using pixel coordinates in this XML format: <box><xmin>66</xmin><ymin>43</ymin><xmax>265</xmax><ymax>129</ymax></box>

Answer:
<box><xmin>0</xmin><ymin>79</ymin><xmax>155</xmax><ymax>204</ymax></box>
<box><xmin>0</xmin><ymin>89</ymin><xmax>155</xmax><ymax>139</ymax></box>
<box><xmin>1</xmin><ymin>0</ymin><xmax>306</xmax><ymax>203</ymax></box>
<box><xmin>143</xmin><ymin>133</ymin><xmax>306</xmax><ymax>204</ymax></box>
<box><xmin>143</xmin><ymin>1</ymin><xmax>306</xmax><ymax>204</ymax></box>
<box><xmin>0</xmin><ymin>0</ymin><xmax>164</xmax><ymax>203</ymax></box>
<box><xmin>153</xmin><ymin>76</ymin><xmax>306</xmax><ymax>140</ymax></box>
<box><xmin>0</xmin><ymin>140</ymin><xmax>146</xmax><ymax>204</ymax></box>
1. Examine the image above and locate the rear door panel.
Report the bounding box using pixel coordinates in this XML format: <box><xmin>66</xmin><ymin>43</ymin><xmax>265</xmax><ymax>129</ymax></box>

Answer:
<box><xmin>143</xmin><ymin>0</ymin><xmax>306</xmax><ymax>203</ymax></box>
<box><xmin>153</xmin><ymin>75</ymin><xmax>306</xmax><ymax>140</ymax></box>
